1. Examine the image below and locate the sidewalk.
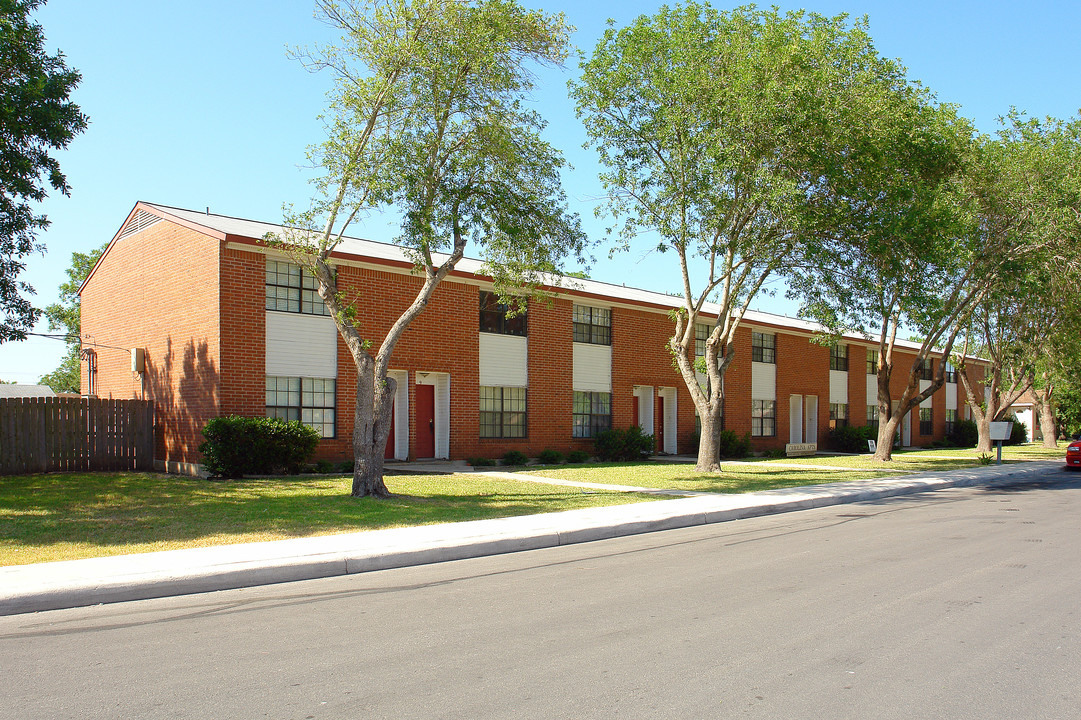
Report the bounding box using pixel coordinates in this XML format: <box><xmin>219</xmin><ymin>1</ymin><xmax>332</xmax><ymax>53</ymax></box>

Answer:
<box><xmin>0</xmin><ymin>460</ymin><xmax>1064</xmax><ymax>616</ymax></box>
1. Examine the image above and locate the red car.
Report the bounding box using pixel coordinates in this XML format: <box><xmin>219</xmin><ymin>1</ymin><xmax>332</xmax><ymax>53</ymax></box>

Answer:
<box><xmin>1067</xmin><ymin>440</ymin><xmax>1081</xmax><ymax>468</ymax></box>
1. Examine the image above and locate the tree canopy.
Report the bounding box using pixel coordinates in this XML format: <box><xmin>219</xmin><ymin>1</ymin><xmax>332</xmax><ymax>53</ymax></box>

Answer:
<box><xmin>0</xmin><ymin>0</ymin><xmax>87</xmax><ymax>342</ymax></box>
<box><xmin>273</xmin><ymin>0</ymin><xmax>585</xmax><ymax>496</ymax></box>
<box><xmin>572</xmin><ymin>2</ymin><xmax>963</xmax><ymax>468</ymax></box>
<box><xmin>38</xmin><ymin>241</ymin><xmax>106</xmax><ymax>392</ymax></box>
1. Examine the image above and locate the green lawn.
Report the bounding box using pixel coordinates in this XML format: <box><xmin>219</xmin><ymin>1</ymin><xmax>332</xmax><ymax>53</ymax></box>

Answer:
<box><xmin>519</xmin><ymin>443</ymin><xmax>1065</xmax><ymax>491</ymax></box>
<box><xmin>2</xmin><ymin>444</ymin><xmax>1062</xmax><ymax>567</ymax></box>
<box><xmin>0</xmin><ymin>472</ymin><xmax>658</xmax><ymax>566</ymax></box>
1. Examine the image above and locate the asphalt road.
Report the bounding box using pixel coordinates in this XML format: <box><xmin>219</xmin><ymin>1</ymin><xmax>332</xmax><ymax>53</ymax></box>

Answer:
<box><xmin>2</xmin><ymin>466</ymin><xmax>1079</xmax><ymax>719</ymax></box>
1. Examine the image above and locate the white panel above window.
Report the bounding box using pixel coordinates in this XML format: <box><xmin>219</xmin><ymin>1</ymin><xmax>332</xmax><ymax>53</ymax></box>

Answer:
<box><xmin>919</xmin><ymin>379</ymin><xmax>933</xmax><ymax>409</ymax></box>
<box><xmin>479</xmin><ymin>333</ymin><xmax>528</xmax><ymax>387</ymax></box>
<box><xmin>829</xmin><ymin>370</ymin><xmax>848</xmax><ymax>405</ymax></box>
<box><xmin>866</xmin><ymin>375</ymin><xmax>878</xmax><ymax>405</ymax></box>
<box><xmin>266</xmin><ymin>312</ymin><xmax>337</xmax><ymax>377</ymax></box>
<box><xmin>945</xmin><ymin>382</ymin><xmax>957</xmax><ymax>411</ymax></box>
<box><xmin>751</xmin><ymin>361</ymin><xmax>776</xmax><ymax>401</ymax></box>
<box><xmin>573</xmin><ymin>343</ymin><xmax>612</xmax><ymax>392</ymax></box>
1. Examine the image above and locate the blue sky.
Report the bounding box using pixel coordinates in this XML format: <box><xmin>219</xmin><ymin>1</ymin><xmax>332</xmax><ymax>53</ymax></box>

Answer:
<box><xmin>2</xmin><ymin>0</ymin><xmax>1079</xmax><ymax>383</ymax></box>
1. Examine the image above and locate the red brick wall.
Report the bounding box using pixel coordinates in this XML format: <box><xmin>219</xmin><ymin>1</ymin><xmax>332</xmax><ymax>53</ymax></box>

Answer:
<box><xmin>84</xmin><ymin>214</ymin><xmax>984</xmax><ymax>469</ymax></box>
<box><xmin>80</xmin><ymin>220</ymin><xmax>221</xmax><ymax>466</ymax></box>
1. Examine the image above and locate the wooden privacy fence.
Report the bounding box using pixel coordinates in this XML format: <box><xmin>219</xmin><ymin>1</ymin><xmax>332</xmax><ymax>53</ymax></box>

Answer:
<box><xmin>0</xmin><ymin>397</ymin><xmax>155</xmax><ymax>474</ymax></box>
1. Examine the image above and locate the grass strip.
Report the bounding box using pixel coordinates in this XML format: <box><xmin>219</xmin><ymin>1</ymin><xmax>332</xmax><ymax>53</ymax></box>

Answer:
<box><xmin>0</xmin><ymin>472</ymin><xmax>658</xmax><ymax>566</ymax></box>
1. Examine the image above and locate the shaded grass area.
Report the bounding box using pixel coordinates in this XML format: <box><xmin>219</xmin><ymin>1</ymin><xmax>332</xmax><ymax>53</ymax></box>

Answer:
<box><xmin>0</xmin><ymin>472</ymin><xmax>658</xmax><ymax>566</ymax></box>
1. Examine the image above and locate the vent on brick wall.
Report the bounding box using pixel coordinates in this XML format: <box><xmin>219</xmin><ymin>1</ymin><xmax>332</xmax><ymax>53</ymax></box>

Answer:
<box><xmin>116</xmin><ymin>210</ymin><xmax>162</xmax><ymax>240</ymax></box>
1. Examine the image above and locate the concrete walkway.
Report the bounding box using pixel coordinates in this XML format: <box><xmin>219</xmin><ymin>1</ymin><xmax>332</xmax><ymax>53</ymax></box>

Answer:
<box><xmin>0</xmin><ymin>460</ymin><xmax>1064</xmax><ymax>616</ymax></box>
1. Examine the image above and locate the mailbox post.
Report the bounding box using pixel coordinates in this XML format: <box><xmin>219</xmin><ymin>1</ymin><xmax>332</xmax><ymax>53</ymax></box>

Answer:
<box><xmin>989</xmin><ymin>422</ymin><xmax>1014</xmax><ymax>465</ymax></box>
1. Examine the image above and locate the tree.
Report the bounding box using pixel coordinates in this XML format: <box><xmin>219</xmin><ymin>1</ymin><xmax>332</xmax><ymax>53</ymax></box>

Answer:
<box><xmin>954</xmin><ymin>112</ymin><xmax>1081</xmax><ymax>450</ymax></box>
<box><xmin>0</xmin><ymin>0</ymin><xmax>87</xmax><ymax>342</ymax></box>
<box><xmin>572</xmin><ymin>3</ymin><xmax>962</xmax><ymax>470</ymax></box>
<box><xmin>270</xmin><ymin>0</ymin><xmax>585</xmax><ymax>497</ymax></box>
<box><xmin>37</xmin><ymin>241</ymin><xmax>106</xmax><ymax>392</ymax></box>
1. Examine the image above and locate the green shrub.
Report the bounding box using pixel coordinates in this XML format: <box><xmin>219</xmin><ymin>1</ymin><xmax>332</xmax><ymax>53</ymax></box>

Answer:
<box><xmin>828</xmin><ymin>425</ymin><xmax>877</xmax><ymax>453</ymax></box>
<box><xmin>950</xmin><ymin>419</ymin><xmax>979</xmax><ymax>448</ymax></box>
<box><xmin>763</xmin><ymin>447</ymin><xmax>786</xmax><ymax>459</ymax></box>
<box><xmin>199</xmin><ymin>415</ymin><xmax>321</xmax><ymax>478</ymax></box>
<box><xmin>468</xmin><ymin>457</ymin><xmax>496</xmax><ymax>467</ymax></box>
<box><xmin>594</xmin><ymin>426</ymin><xmax>654</xmax><ymax>461</ymax></box>
<box><xmin>314</xmin><ymin>460</ymin><xmax>334</xmax><ymax>474</ymax></box>
<box><xmin>501</xmin><ymin>450</ymin><xmax>528</xmax><ymax>466</ymax></box>
<box><xmin>716</xmin><ymin>430</ymin><xmax>751</xmax><ymax>459</ymax></box>
<box><xmin>1003</xmin><ymin>414</ymin><xmax>1028</xmax><ymax>445</ymax></box>
<box><xmin>566</xmin><ymin>449</ymin><xmax>590</xmax><ymax>463</ymax></box>
<box><xmin>336</xmin><ymin>460</ymin><xmax>355</xmax><ymax>473</ymax></box>
<box><xmin>537</xmin><ymin>449</ymin><xmax>565</xmax><ymax>465</ymax></box>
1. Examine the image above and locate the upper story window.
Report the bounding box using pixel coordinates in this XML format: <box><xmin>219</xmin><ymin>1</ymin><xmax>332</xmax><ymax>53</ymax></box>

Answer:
<box><xmin>573</xmin><ymin>305</ymin><xmax>611</xmax><ymax>345</ymax></box>
<box><xmin>945</xmin><ymin>362</ymin><xmax>957</xmax><ymax>383</ymax></box>
<box><xmin>830</xmin><ymin>344</ymin><xmax>849</xmax><ymax>371</ymax></box>
<box><xmin>867</xmin><ymin>349</ymin><xmax>879</xmax><ymax>375</ymax></box>
<box><xmin>479</xmin><ymin>291</ymin><xmax>527</xmax><ymax>336</ymax></box>
<box><xmin>918</xmin><ymin>358</ymin><xmax>934</xmax><ymax>381</ymax></box>
<box><xmin>695</xmin><ymin>323</ymin><xmax>709</xmax><ymax>358</ymax></box>
<box><xmin>751</xmin><ymin>332</ymin><xmax>775</xmax><ymax>364</ymax></box>
<box><xmin>265</xmin><ymin>260</ymin><xmax>330</xmax><ymax>316</ymax></box>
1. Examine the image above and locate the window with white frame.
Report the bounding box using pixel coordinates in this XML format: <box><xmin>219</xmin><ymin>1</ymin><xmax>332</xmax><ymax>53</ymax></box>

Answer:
<box><xmin>266</xmin><ymin>376</ymin><xmax>336</xmax><ymax>437</ymax></box>
<box><xmin>751</xmin><ymin>399</ymin><xmax>776</xmax><ymax>437</ymax></box>
<box><xmin>918</xmin><ymin>358</ymin><xmax>934</xmax><ymax>381</ymax></box>
<box><xmin>265</xmin><ymin>260</ymin><xmax>330</xmax><ymax>316</ymax></box>
<box><xmin>867</xmin><ymin>349</ymin><xmax>879</xmax><ymax>375</ymax></box>
<box><xmin>867</xmin><ymin>404</ymin><xmax>879</xmax><ymax>429</ymax></box>
<box><xmin>829</xmin><ymin>403</ymin><xmax>848</xmax><ymax>430</ymax></box>
<box><xmin>752</xmin><ymin>332</ymin><xmax>775</xmax><ymax>364</ymax></box>
<box><xmin>479</xmin><ymin>386</ymin><xmax>527</xmax><ymax>438</ymax></box>
<box><xmin>945</xmin><ymin>362</ymin><xmax>957</xmax><ymax>383</ymax></box>
<box><xmin>572</xmin><ymin>305</ymin><xmax>611</xmax><ymax>345</ymax></box>
<box><xmin>573</xmin><ymin>391</ymin><xmax>611</xmax><ymax>438</ymax></box>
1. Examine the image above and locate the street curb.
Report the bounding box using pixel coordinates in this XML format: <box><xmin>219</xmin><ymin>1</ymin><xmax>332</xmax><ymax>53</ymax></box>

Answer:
<box><xmin>0</xmin><ymin>460</ymin><xmax>1063</xmax><ymax>616</ymax></box>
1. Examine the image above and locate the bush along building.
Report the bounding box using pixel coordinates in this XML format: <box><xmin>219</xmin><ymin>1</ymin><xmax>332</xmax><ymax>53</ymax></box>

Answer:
<box><xmin>79</xmin><ymin>203</ymin><xmax>987</xmax><ymax>475</ymax></box>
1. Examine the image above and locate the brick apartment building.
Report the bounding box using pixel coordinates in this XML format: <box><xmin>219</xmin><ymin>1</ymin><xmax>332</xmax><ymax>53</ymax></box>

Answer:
<box><xmin>79</xmin><ymin>202</ymin><xmax>984</xmax><ymax>474</ymax></box>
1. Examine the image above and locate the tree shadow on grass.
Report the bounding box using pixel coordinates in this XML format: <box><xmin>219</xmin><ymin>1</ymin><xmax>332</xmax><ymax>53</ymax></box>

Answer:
<box><xmin>0</xmin><ymin>472</ymin><xmax>653</xmax><ymax>561</ymax></box>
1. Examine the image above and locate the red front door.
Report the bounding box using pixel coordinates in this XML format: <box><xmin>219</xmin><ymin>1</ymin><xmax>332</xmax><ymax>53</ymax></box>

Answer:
<box><xmin>632</xmin><ymin>396</ymin><xmax>640</xmax><ymax>428</ymax></box>
<box><xmin>417</xmin><ymin>384</ymin><xmax>436</xmax><ymax>458</ymax></box>
<box><xmin>384</xmin><ymin>401</ymin><xmax>395</xmax><ymax>460</ymax></box>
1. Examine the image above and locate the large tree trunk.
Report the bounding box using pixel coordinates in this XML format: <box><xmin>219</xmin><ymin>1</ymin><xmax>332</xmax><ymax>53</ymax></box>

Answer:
<box><xmin>695</xmin><ymin>405</ymin><xmax>724</xmax><ymax>472</ymax></box>
<box><xmin>1036</xmin><ymin>388</ymin><xmax>1058</xmax><ymax>448</ymax></box>
<box><xmin>873</xmin><ymin>413</ymin><xmax>901</xmax><ymax>462</ymax></box>
<box><xmin>351</xmin><ymin>365</ymin><xmax>395</xmax><ymax>498</ymax></box>
<box><xmin>974</xmin><ymin>414</ymin><xmax>993</xmax><ymax>453</ymax></box>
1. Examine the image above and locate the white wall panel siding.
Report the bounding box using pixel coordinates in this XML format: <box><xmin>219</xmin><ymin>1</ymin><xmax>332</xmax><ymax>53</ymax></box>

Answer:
<box><xmin>479</xmin><ymin>334</ymin><xmax>528</xmax><ymax>387</ymax></box>
<box><xmin>388</xmin><ymin>370</ymin><xmax>409</xmax><ymax>461</ymax></box>
<box><xmin>266</xmin><ymin>312</ymin><xmax>337</xmax><ymax>377</ymax></box>
<box><xmin>751</xmin><ymin>362</ymin><xmax>776</xmax><ymax>401</ymax></box>
<box><xmin>946</xmin><ymin>382</ymin><xmax>957</xmax><ymax>411</ymax></box>
<box><xmin>573</xmin><ymin>343</ymin><xmax>612</xmax><ymax>392</ymax></box>
<box><xmin>829</xmin><ymin>370</ymin><xmax>848</xmax><ymax>405</ymax></box>
<box><xmin>659</xmin><ymin>387</ymin><xmax>678</xmax><ymax>454</ymax></box>
<box><xmin>634</xmin><ymin>386</ymin><xmax>654</xmax><ymax>436</ymax></box>
<box><xmin>920</xmin><ymin>379</ymin><xmax>933</xmax><ymax>408</ymax></box>
<box><xmin>866</xmin><ymin>375</ymin><xmax>878</xmax><ymax>406</ymax></box>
